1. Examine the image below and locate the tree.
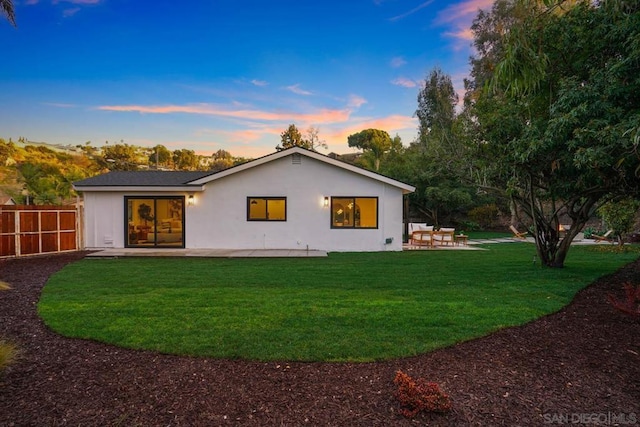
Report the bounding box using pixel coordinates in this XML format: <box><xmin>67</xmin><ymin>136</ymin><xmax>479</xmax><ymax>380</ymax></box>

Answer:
<box><xmin>101</xmin><ymin>143</ymin><xmax>140</xmax><ymax>171</ymax></box>
<box><xmin>0</xmin><ymin>138</ymin><xmax>16</xmax><ymax>165</ymax></box>
<box><xmin>210</xmin><ymin>149</ymin><xmax>235</xmax><ymax>172</ymax></box>
<box><xmin>305</xmin><ymin>126</ymin><xmax>328</xmax><ymax>151</ymax></box>
<box><xmin>172</xmin><ymin>148</ymin><xmax>199</xmax><ymax>170</ymax></box>
<box><xmin>597</xmin><ymin>198</ymin><xmax>640</xmax><ymax>246</ymax></box>
<box><xmin>406</xmin><ymin>68</ymin><xmax>478</xmax><ymax>226</ymax></box>
<box><xmin>347</xmin><ymin>129</ymin><xmax>392</xmax><ymax>171</ymax></box>
<box><xmin>468</xmin><ymin>0</ymin><xmax>640</xmax><ymax>267</ymax></box>
<box><xmin>416</xmin><ymin>68</ymin><xmax>458</xmax><ymax>150</ymax></box>
<box><xmin>276</xmin><ymin>124</ymin><xmax>312</xmax><ymax>151</ymax></box>
<box><xmin>1</xmin><ymin>0</ymin><xmax>15</xmax><ymax>27</ymax></box>
<box><xmin>148</xmin><ymin>145</ymin><xmax>171</xmax><ymax>169</ymax></box>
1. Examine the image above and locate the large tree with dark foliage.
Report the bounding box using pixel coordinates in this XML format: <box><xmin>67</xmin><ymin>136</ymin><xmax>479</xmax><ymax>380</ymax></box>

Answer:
<box><xmin>467</xmin><ymin>0</ymin><xmax>640</xmax><ymax>267</ymax></box>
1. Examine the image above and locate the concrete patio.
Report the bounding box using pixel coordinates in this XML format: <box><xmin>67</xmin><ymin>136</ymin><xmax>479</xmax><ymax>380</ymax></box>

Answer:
<box><xmin>85</xmin><ymin>236</ymin><xmax>606</xmax><ymax>258</ymax></box>
<box><xmin>86</xmin><ymin>248</ymin><xmax>328</xmax><ymax>258</ymax></box>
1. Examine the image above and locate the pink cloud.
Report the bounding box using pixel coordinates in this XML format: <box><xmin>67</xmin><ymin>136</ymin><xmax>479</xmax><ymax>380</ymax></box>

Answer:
<box><xmin>444</xmin><ymin>27</ymin><xmax>474</xmax><ymax>41</ymax></box>
<box><xmin>223</xmin><ymin>127</ymin><xmax>282</xmax><ymax>143</ymax></box>
<box><xmin>347</xmin><ymin>95</ymin><xmax>367</xmax><ymax>109</ymax></box>
<box><xmin>430</xmin><ymin>0</ymin><xmax>493</xmax><ymax>46</ymax></box>
<box><xmin>391</xmin><ymin>77</ymin><xmax>417</xmax><ymax>88</ymax></box>
<box><xmin>329</xmin><ymin>115</ymin><xmax>417</xmax><ymax>143</ymax></box>
<box><xmin>390</xmin><ymin>56</ymin><xmax>407</xmax><ymax>68</ymax></box>
<box><xmin>97</xmin><ymin>103</ymin><xmax>352</xmax><ymax>124</ymax></box>
<box><xmin>435</xmin><ymin>0</ymin><xmax>494</xmax><ymax>25</ymax></box>
<box><xmin>285</xmin><ymin>84</ymin><xmax>313</xmax><ymax>96</ymax></box>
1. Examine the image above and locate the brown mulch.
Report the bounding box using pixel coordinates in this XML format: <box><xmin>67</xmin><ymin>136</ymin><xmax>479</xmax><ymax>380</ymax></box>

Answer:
<box><xmin>0</xmin><ymin>252</ymin><xmax>638</xmax><ymax>426</ymax></box>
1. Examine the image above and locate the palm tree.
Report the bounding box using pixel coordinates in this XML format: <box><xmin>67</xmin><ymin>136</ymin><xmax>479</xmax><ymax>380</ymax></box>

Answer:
<box><xmin>1</xmin><ymin>0</ymin><xmax>16</xmax><ymax>27</ymax></box>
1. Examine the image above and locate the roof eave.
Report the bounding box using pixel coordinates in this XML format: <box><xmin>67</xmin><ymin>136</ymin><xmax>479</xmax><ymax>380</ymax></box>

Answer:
<box><xmin>73</xmin><ymin>185</ymin><xmax>205</xmax><ymax>192</ymax></box>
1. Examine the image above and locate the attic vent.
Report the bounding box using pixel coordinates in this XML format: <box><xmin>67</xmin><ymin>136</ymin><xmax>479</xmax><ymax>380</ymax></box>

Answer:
<box><xmin>291</xmin><ymin>153</ymin><xmax>302</xmax><ymax>164</ymax></box>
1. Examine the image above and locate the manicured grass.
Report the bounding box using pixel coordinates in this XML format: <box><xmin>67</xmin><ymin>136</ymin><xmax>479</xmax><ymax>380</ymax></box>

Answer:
<box><xmin>38</xmin><ymin>244</ymin><xmax>638</xmax><ymax>362</ymax></box>
<box><xmin>464</xmin><ymin>231</ymin><xmax>513</xmax><ymax>239</ymax></box>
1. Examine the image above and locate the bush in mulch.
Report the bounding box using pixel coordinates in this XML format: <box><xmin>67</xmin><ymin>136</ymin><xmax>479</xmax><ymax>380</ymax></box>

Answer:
<box><xmin>393</xmin><ymin>370</ymin><xmax>452</xmax><ymax>417</ymax></box>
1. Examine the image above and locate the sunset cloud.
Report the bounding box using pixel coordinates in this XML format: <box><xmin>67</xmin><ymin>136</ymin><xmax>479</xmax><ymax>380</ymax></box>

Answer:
<box><xmin>444</xmin><ymin>27</ymin><xmax>474</xmax><ymax>42</ymax></box>
<box><xmin>329</xmin><ymin>114</ymin><xmax>417</xmax><ymax>143</ymax></box>
<box><xmin>391</xmin><ymin>77</ymin><xmax>417</xmax><ymax>88</ymax></box>
<box><xmin>435</xmin><ymin>0</ymin><xmax>493</xmax><ymax>25</ymax></box>
<box><xmin>347</xmin><ymin>94</ymin><xmax>367</xmax><ymax>109</ymax></box>
<box><xmin>97</xmin><ymin>103</ymin><xmax>352</xmax><ymax>125</ymax></box>
<box><xmin>390</xmin><ymin>56</ymin><xmax>407</xmax><ymax>68</ymax></box>
<box><xmin>285</xmin><ymin>84</ymin><xmax>313</xmax><ymax>96</ymax></box>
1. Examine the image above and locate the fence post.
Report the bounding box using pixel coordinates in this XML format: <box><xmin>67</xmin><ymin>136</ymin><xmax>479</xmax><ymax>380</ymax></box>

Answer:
<box><xmin>15</xmin><ymin>210</ymin><xmax>21</xmax><ymax>257</ymax></box>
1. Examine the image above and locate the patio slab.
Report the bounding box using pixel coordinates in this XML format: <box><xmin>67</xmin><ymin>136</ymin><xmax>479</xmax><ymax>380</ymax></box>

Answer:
<box><xmin>85</xmin><ymin>248</ymin><xmax>328</xmax><ymax>258</ymax></box>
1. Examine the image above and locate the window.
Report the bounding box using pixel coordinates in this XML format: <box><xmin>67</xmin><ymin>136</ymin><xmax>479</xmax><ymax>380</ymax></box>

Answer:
<box><xmin>331</xmin><ymin>197</ymin><xmax>378</xmax><ymax>229</ymax></box>
<box><xmin>247</xmin><ymin>197</ymin><xmax>286</xmax><ymax>221</ymax></box>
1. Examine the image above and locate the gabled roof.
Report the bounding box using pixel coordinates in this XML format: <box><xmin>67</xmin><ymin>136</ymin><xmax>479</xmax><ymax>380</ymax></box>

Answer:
<box><xmin>73</xmin><ymin>147</ymin><xmax>415</xmax><ymax>194</ymax></box>
<box><xmin>0</xmin><ymin>196</ymin><xmax>16</xmax><ymax>205</ymax></box>
<box><xmin>189</xmin><ymin>147</ymin><xmax>415</xmax><ymax>194</ymax></box>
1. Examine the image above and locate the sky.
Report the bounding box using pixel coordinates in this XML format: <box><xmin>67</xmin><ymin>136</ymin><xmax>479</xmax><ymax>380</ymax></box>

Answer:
<box><xmin>0</xmin><ymin>0</ymin><xmax>493</xmax><ymax>159</ymax></box>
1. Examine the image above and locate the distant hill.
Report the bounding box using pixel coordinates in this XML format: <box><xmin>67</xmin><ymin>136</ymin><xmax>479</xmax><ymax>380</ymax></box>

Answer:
<box><xmin>13</xmin><ymin>139</ymin><xmax>81</xmax><ymax>155</ymax></box>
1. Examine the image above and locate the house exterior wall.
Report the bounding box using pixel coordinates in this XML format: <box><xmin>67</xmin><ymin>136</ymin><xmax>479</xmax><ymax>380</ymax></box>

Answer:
<box><xmin>187</xmin><ymin>155</ymin><xmax>404</xmax><ymax>251</ymax></box>
<box><xmin>82</xmin><ymin>154</ymin><xmax>406</xmax><ymax>252</ymax></box>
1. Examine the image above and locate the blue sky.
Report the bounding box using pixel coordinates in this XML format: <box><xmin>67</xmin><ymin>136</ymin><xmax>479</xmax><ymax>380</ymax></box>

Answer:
<box><xmin>1</xmin><ymin>0</ymin><xmax>492</xmax><ymax>158</ymax></box>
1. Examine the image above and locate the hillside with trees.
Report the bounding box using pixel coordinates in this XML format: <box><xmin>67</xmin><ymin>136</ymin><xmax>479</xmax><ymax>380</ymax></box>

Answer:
<box><xmin>0</xmin><ymin>139</ymin><xmax>250</xmax><ymax>205</ymax></box>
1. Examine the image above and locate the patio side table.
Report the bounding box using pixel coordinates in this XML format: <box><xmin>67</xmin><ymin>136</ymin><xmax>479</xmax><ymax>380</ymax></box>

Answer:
<box><xmin>455</xmin><ymin>234</ymin><xmax>468</xmax><ymax>246</ymax></box>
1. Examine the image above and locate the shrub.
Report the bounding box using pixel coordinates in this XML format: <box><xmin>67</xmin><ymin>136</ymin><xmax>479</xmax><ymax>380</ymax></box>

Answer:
<box><xmin>458</xmin><ymin>220</ymin><xmax>480</xmax><ymax>232</ymax></box>
<box><xmin>468</xmin><ymin>204</ymin><xmax>499</xmax><ymax>230</ymax></box>
<box><xmin>607</xmin><ymin>283</ymin><xmax>640</xmax><ymax>319</ymax></box>
<box><xmin>583</xmin><ymin>227</ymin><xmax>596</xmax><ymax>239</ymax></box>
<box><xmin>393</xmin><ymin>370</ymin><xmax>452</xmax><ymax>417</ymax></box>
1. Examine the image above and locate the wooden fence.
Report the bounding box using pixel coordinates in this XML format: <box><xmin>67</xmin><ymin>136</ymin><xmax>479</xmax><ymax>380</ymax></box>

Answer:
<box><xmin>0</xmin><ymin>205</ymin><xmax>83</xmax><ymax>259</ymax></box>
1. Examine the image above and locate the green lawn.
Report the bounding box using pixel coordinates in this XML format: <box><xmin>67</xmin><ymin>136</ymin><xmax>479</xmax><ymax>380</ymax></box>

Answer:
<box><xmin>38</xmin><ymin>243</ymin><xmax>638</xmax><ymax>362</ymax></box>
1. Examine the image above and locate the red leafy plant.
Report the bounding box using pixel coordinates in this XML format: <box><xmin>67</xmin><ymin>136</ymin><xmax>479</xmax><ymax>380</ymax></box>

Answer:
<box><xmin>607</xmin><ymin>283</ymin><xmax>640</xmax><ymax>319</ymax></box>
<box><xmin>393</xmin><ymin>370</ymin><xmax>452</xmax><ymax>417</ymax></box>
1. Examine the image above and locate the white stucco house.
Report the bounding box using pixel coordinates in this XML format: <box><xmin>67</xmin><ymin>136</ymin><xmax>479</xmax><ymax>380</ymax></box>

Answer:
<box><xmin>73</xmin><ymin>147</ymin><xmax>415</xmax><ymax>252</ymax></box>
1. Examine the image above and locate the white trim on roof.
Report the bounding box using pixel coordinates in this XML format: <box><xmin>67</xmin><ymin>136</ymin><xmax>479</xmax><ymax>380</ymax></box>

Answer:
<box><xmin>188</xmin><ymin>147</ymin><xmax>416</xmax><ymax>194</ymax></box>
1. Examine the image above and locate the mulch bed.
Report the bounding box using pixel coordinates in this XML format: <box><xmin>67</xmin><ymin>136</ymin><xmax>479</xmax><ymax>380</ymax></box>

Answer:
<box><xmin>0</xmin><ymin>252</ymin><xmax>638</xmax><ymax>426</ymax></box>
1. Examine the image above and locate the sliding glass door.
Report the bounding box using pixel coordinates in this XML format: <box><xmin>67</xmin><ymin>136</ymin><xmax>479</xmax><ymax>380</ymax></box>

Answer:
<box><xmin>125</xmin><ymin>196</ymin><xmax>184</xmax><ymax>248</ymax></box>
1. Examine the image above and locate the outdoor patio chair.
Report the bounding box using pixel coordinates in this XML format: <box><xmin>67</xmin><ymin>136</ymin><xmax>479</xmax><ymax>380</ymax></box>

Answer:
<box><xmin>593</xmin><ymin>230</ymin><xmax>614</xmax><ymax>243</ymax></box>
<box><xmin>433</xmin><ymin>227</ymin><xmax>455</xmax><ymax>246</ymax></box>
<box><xmin>408</xmin><ymin>223</ymin><xmax>428</xmax><ymax>235</ymax></box>
<box><xmin>510</xmin><ymin>225</ymin><xmax>528</xmax><ymax>239</ymax></box>
<box><xmin>409</xmin><ymin>224</ymin><xmax>434</xmax><ymax>248</ymax></box>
